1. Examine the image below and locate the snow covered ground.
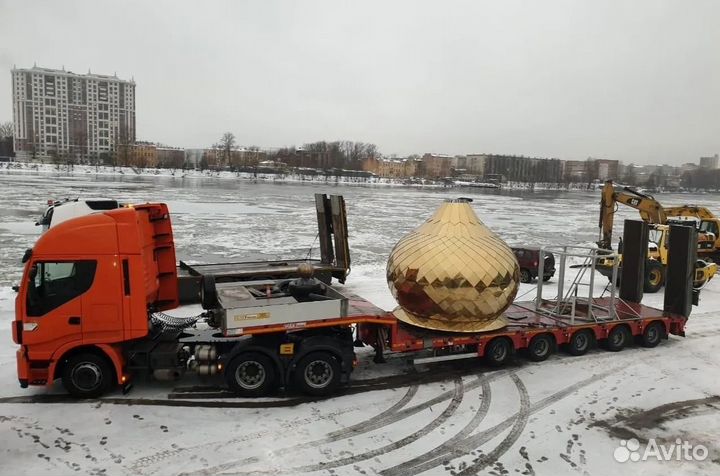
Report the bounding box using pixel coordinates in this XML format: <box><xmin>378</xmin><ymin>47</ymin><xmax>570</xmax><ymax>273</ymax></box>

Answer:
<box><xmin>0</xmin><ymin>171</ymin><xmax>718</xmax><ymax>475</ymax></box>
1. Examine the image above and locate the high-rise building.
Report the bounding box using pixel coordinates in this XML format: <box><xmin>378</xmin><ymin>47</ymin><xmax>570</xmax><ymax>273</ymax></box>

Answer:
<box><xmin>699</xmin><ymin>154</ymin><xmax>719</xmax><ymax>169</ymax></box>
<box><xmin>11</xmin><ymin>65</ymin><xmax>135</xmax><ymax>161</ymax></box>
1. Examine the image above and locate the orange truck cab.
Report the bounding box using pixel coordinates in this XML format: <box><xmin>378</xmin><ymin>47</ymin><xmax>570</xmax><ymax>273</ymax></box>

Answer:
<box><xmin>13</xmin><ymin>204</ymin><xmax>178</xmax><ymax>396</ymax></box>
<box><xmin>11</xmin><ymin>201</ymin><xmax>378</xmax><ymax>398</ymax></box>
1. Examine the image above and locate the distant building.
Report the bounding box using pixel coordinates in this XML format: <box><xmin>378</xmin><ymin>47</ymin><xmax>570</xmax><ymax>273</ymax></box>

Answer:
<box><xmin>563</xmin><ymin>158</ymin><xmax>619</xmax><ymax>182</ymax></box>
<box><xmin>451</xmin><ymin>154</ymin><xmax>486</xmax><ymax>176</ymax></box>
<box><xmin>699</xmin><ymin>154</ymin><xmax>719</xmax><ymax>169</ymax></box>
<box><xmin>11</xmin><ymin>65</ymin><xmax>135</xmax><ymax>162</ymax></box>
<box><xmin>485</xmin><ymin>154</ymin><xmax>563</xmax><ymax>183</ymax></box>
<box><xmin>421</xmin><ymin>153</ymin><xmax>452</xmax><ymax>178</ymax></box>
<box><xmin>372</xmin><ymin>157</ymin><xmax>422</xmax><ymax>178</ymax></box>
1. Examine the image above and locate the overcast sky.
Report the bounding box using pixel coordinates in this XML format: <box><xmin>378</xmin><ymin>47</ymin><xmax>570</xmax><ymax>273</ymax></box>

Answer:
<box><xmin>1</xmin><ymin>0</ymin><xmax>718</xmax><ymax>164</ymax></box>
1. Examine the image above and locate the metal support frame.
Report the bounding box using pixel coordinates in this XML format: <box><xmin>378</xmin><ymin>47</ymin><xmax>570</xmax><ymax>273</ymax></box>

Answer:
<box><xmin>534</xmin><ymin>245</ymin><xmax>622</xmax><ymax>324</ymax></box>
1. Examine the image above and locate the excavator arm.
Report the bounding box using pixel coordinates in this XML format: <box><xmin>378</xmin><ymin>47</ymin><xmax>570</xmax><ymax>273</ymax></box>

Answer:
<box><xmin>665</xmin><ymin>205</ymin><xmax>716</xmax><ymax>220</ymax></box>
<box><xmin>598</xmin><ymin>180</ymin><xmax>667</xmax><ymax>249</ymax></box>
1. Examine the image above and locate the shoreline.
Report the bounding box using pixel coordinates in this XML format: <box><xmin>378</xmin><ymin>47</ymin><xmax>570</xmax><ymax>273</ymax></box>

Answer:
<box><xmin>0</xmin><ymin>161</ymin><xmax>600</xmax><ymax>191</ymax></box>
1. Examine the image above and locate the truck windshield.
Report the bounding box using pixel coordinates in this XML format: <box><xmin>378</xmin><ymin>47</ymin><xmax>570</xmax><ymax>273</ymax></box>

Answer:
<box><xmin>26</xmin><ymin>261</ymin><xmax>97</xmax><ymax>316</ymax></box>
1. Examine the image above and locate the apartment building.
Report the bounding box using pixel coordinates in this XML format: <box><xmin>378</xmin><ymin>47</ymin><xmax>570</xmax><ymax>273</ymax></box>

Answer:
<box><xmin>11</xmin><ymin>65</ymin><xmax>135</xmax><ymax>161</ymax></box>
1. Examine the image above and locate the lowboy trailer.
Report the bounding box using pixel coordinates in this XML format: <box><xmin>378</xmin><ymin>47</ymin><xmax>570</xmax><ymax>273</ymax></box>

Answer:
<box><xmin>11</xmin><ymin>203</ymin><xmax>698</xmax><ymax>398</ymax></box>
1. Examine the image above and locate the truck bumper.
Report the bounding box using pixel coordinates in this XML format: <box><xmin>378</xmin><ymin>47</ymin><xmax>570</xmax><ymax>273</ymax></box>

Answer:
<box><xmin>16</xmin><ymin>347</ymin><xmax>29</xmax><ymax>387</ymax></box>
<box><xmin>16</xmin><ymin>347</ymin><xmax>49</xmax><ymax>386</ymax></box>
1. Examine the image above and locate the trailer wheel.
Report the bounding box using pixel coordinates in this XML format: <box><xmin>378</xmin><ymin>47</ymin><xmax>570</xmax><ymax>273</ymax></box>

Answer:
<box><xmin>520</xmin><ymin>269</ymin><xmax>532</xmax><ymax>284</ymax></box>
<box><xmin>605</xmin><ymin>325</ymin><xmax>631</xmax><ymax>352</ymax></box>
<box><xmin>484</xmin><ymin>338</ymin><xmax>512</xmax><ymax>366</ymax></box>
<box><xmin>567</xmin><ymin>329</ymin><xmax>593</xmax><ymax>356</ymax></box>
<box><xmin>225</xmin><ymin>353</ymin><xmax>277</xmax><ymax>397</ymax></box>
<box><xmin>643</xmin><ymin>261</ymin><xmax>664</xmax><ymax>293</ymax></box>
<box><xmin>527</xmin><ymin>334</ymin><xmax>554</xmax><ymax>362</ymax></box>
<box><xmin>61</xmin><ymin>353</ymin><xmax>113</xmax><ymax>398</ymax></box>
<box><xmin>294</xmin><ymin>352</ymin><xmax>341</xmax><ymax>396</ymax></box>
<box><xmin>641</xmin><ymin>322</ymin><xmax>665</xmax><ymax>348</ymax></box>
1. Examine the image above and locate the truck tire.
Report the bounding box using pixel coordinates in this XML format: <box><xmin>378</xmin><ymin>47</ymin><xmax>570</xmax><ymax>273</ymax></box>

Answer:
<box><xmin>643</xmin><ymin>261</ymin><xmax>664</xmax><ymax>293</ymax></box>
<box><xmin>225</xmin><ymin>352</ymin><xmax>277</xmax><ymax>397</ymax></box>
<box><xmin>641</xmin><ymin>321</ymin><xmax>664</xmax><ymax>348</ymax></box>
<box><xmin>527</xmin><ymin>334</ymin><xmax>554</xmax><ymax>362</ymax></box>
<box><xmin>605</xmin><ymin>325</ymin><xmax>631</xmax><ymax>352</ymax></box>
<box><xmin>567</xmin><ymin>329</ymin><xmax>593</xmax><ymax>356</ymax></box>
<box><xmin>61</xmin><ymin>353</ymin><xmax>113</xmax><ymax>398</ymax></box>
<box><xmin>294</xmin><ymin>352</ymin><xmax>341</xmax><ymax>396</ymax></box>
<box><xmin>484</xmin><ymin>338</ymin><xmax>512</xmax><ymax>366</ymax></box>
<box><xmin>520</xmin><ymin>269</ymin><xmax>532</xmax><ymax>284</ymax></box>
<box><xmin>200</xmin><ymin>274</ymin><xmax>219</xmax><ymax>309</ymax></box>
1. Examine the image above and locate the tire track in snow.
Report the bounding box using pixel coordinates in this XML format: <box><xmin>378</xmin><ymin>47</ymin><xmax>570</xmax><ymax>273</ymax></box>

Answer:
<box><xmin>292</xmin><ymin>377</ymin><xmax>464</xmax><ymax>473</ymax></box>
<box><xmin>380</xmin><ymin>376</ymin><xmax>492</xmax><ymax>476</ymax></box>
<box><xmin>183</xmin><ymin>379</ymin><xmax>466</xmax><ymax>476</ymax></box>
<box><xmin>456</xmin><ymin>374</ymin><xmax>530</xmax><ymax>476</ymax></box>
<box><xmin>399</xmin><ymin>365</ymin><xmax>622</xmax><ymax>475</ymax></box>
<box><xmin>129</xmin><ymin>385</ymin><xmax>418</xmax><ymax>472</ymax></box>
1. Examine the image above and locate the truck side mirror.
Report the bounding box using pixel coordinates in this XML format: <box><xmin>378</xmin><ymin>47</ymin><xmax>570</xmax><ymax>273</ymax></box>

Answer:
<box><xmin>21</xmin><ymin>248</ymin><xmax>32</xmax><ymax>263</ymax></box>
<box><xmin>12</xmin><ymin>285</ymin><xmax>19</xmax><ymax>293</ymax></box>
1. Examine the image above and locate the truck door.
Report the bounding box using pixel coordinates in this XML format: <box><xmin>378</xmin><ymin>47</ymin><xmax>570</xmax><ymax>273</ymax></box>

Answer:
<box><xmin>22</xmin><ymin>260</ymin><xmax>97</xmax><ymax>360</ymax></box>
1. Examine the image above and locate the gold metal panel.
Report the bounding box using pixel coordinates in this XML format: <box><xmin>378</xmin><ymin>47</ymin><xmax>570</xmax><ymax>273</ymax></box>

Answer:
<box><xmin>387</xmin><ymin>199</ymin><xmax>519</xmax><ymax>333</ymax></box>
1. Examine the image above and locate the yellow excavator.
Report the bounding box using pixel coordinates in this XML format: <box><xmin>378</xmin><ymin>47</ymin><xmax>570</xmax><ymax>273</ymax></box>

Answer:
<box><xmin>665</xmin><ymin>205</ymin><xmax>720</xmax><ymax>261</ymax></box>
<box><xmin>597</xmin><ymin>181</ymin><xmax>717</xmax><ymax>292</ymax></box>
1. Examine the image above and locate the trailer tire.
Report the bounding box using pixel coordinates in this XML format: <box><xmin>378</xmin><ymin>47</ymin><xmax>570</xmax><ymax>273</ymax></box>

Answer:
<box><xmin>484</xmin><ymin>338</ymin><xmax>512</xmax><ymax>366</ymax></box>
<box><xmin>200</xmin><ymin>274</ymin><xmax>219</xmax><ymax>309</ymax></box>
<box><xmin>605</xmin><ymin>325</ymin><xmax>631</xmax><ymax>352</ymax></box>
<box><xmin>641</xmin><ymin>321</ymin><xmax>665</xmax><ymax>348</ymax></box>
<box><xmin>527</xmin><ymin>334</ymin><xmax>554</xmax><ymax>362</ymax></box>
<box><xmin>294</xmin><ymin>351</ymin><xmax>341</xmax><ymax>396</ymax></box>
<box><xmin>567</xmin><ymin>329</ymin><xmax>593</xmax><ymax>356</ymax></box>
<box><xmin>520</xmin><ymin>269</ymin><xmax>532</xmax><ymax>284</ymax></box>
<box><xmin>61</xmin><ymin>353</ymin><xmax>113</xmax><ymax>398</ymax></box>
<box><xmin>225</xmin><ymin>352</ymin><xmax>277</xmax><ymax>397</ymax></box>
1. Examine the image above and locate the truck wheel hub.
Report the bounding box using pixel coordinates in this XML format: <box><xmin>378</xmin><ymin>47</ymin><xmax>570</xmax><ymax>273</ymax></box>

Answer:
<box><xmin>72</xmin><ymin>363</ymin><xmax>102</xmax><ymax>391</ymax></box>
<box><xmin>304</xmin><ymin>361</ymin><xmax>332</xmax><ymax>388</ymax></box>
<box><xmin>575</xmin><ymin>334</ymin><xmax>588</xmax><ymax>349</ymax></box>
<box><xmin>236</xmin><ymin>362</ymin><xmax>265</xmax><ymax>389</ymax></box>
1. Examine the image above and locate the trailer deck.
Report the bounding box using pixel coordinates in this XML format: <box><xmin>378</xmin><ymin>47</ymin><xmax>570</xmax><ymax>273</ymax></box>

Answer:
<box><xmin>385</xmin><ymin>297</ymin><xmax>685</xmax><ymax>354</ymax></box>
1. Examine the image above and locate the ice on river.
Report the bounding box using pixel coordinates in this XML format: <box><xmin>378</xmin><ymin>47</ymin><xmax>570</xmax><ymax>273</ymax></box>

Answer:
<box><xmin>0</xmin><ymin>170</ymin><xmax>718</xmax><ymax>475</ymax></box>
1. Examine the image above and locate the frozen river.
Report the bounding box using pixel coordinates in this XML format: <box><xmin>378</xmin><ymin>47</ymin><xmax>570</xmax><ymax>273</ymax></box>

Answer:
<box><xmin>5</xmin><ymin>169</ymin><xmax>719</xmax><ymax>289</ymax></box>
<box><xmin>1</xmin><ymin>170</ymin><xmax>719</xmax><ymax>476</ymax></box>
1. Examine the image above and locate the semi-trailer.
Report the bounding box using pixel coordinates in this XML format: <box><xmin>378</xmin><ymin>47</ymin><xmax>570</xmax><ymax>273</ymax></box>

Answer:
<box><xmin>11</xmin><ymin>199</ymin><xmax>699</xmax><ymax>398</ymax></box>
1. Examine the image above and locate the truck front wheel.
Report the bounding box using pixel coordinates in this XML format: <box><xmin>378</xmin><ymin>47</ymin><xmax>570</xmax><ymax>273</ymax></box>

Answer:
<box><xmin>62</xmin><ymin>353</ymin><xmax>113</xmax><ymax>398</ymax></box>
<box><xmin>294</xmin><ymin>352</ymin><xmax>341</xmax><ymax>396</ymax></box>
<box><xmin>225</xmin><ymin>352</ymin><xmax>277</xmax><ymax>397</ymax></box>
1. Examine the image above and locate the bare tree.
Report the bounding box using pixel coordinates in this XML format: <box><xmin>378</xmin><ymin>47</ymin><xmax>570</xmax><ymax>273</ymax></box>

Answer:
<box><xmin>217</xmin><ymin>132</ymin><xmax>237</xmax><ymax>169</ymax></box>
<box><xmin>0</xmin><ymin>121</ymin><xmax>13</xmax><ymax>138</ymax></box>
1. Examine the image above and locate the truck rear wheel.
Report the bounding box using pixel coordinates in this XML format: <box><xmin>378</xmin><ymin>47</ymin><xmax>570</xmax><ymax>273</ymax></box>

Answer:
<box><xmin>520</xmin><ymin>269</ymin><xmax>532</xmax><ymax>284</ymax></box>
<box><xmin>527</xmin><ymin>334</ymin><xmax>554</xmax><ymax>362</ymax></box>
<box><xmin>225</xmin><ymin>352</ymin><xmax>277</xmax><ymax>397</ymax></box>
<box><xmin>61</xmin><ymin>353</ymin><xmax>113</xmax><ymax>398</ymax></box>
<box><xmin>605</xmin><ymin>325</ymin><xmax>631</xmax><ymax>352</ymax></box>
<box><xmin>567</xmin><ymin>329</ymin><xmax>593</xmax><ymax>356</ymax></box>
<box><xmin>294</xmin><ymin>352</ymin><xmax>341</xmax><ymax>396</ymax></box>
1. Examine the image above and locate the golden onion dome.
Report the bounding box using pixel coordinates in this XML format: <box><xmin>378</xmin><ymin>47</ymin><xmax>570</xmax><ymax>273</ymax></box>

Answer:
<box><xmin>386</xmin><ymin>198</ymin><xmax>519</xmax><ymax>332</ymax></box>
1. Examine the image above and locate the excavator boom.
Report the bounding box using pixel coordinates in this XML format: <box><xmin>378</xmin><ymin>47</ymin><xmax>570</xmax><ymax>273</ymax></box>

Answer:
<box><xmin>598</xmin><ymin>181</ymin><xmax>667</xmax><ymax>249</ymax></box>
